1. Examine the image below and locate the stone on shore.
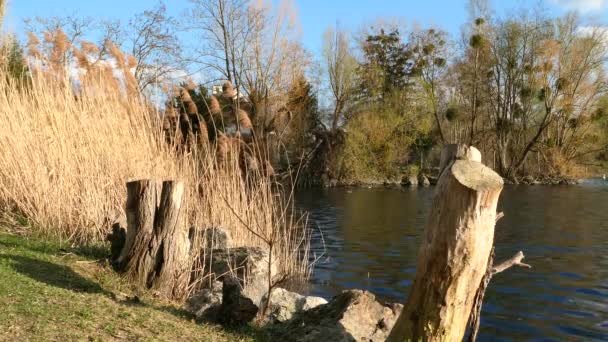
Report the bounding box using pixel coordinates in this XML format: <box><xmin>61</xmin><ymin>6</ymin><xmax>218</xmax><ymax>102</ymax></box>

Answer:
<box><xmin>184</xmin><ymin>280</ymin><xmax>223</xmax><ymax>319</ymax></box>
<box><xmin>105</xmin><ymin>212</ymin><xmax>127</xmax><ymax>267</ymax></box>
<box><xmin>205</xmin><ymin>246</ymin><xmax>276</xmax><ymax>306</ymax></box>
<box><xmin>216</xmin><ymin>276</ymin><xmax>259</xmax><ymax>325</ymax></box>
<box><xmin>274</xmin><ymin>289</ymin><xmax>402</xmax><ymax>342</ymax></box>
<box><xmin>202</xmin><ymin>226</ymin><xmax>232</xmax><ymax>249</ymax></box>
<box><xmin>261</xmin><ymin>288</ymin><xmax>328</xmax><ymax>323</ymax></box>
<box><xmin>419</xmin><ymin>174</ymin><xmax>431</xmax><ymax>187</ymax></box>
<box><xmin>194</xmin><ymin>226</ymin><xmax>276</xmax><ymax>306</ymax></box>
<box><xmin>402</xmin><ymin>175</ymin><xmax>418</xmax><ymax>186</ymax></box>
<box><xmin>522</xmin><ymin>175</ymin><xmax>536</xmax><ymax>185</ymax></box>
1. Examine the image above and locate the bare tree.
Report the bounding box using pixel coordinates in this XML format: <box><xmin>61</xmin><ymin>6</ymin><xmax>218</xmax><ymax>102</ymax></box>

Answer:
<box><xmin>24</xmin><ymin>14</ymin><xmax>122</xmax><ymax>60</ymax></box>
<box><xmin>187</xmin><ymin>0</ymin><xmax>249</xmax><ymax>87</ymax></box>
<box><xmin>241</xmin><ymin>0</ymin><xmax>309</xmax><ymax>134</ymax></box>
<box><xmin>411</xmin><ymin>28</ymin><xmax>451</xmax><ymax>143</ymax></box>
<box><xmin>323</xmin><ymin>24</ymin><xmax>357</xmax><ymax>132</ymax></box>
<box><xmin>508</xmin><ymin>16</ymin><xmax>608</xmax><ymax>175</ymax></box>
<box><xmin>129</xmin><ymin>2</ymin><xmax>183</xmax><ymax>92</ymax></box>
<box><xmin>188</xmin><ymin>0</ymin><xmax>308</xmax><ymax>136</ymax></box>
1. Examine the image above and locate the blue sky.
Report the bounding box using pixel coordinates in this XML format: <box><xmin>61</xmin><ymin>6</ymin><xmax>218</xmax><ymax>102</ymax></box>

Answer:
<box><xmin>4</xmin><ymin>0</ymin><xmax>608</xmax><ymax>55</ymax></box>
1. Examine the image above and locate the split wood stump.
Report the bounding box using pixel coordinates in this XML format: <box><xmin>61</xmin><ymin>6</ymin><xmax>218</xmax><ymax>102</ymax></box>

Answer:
<box><xmin>388</xmin><ymin>145</ymin><xmax>504</xmax><ymax>341</ymax></box>
<box><xmin>113</xmin><ymin>179</ymin><xmax>191</xmax><ymax>300</ymax></box>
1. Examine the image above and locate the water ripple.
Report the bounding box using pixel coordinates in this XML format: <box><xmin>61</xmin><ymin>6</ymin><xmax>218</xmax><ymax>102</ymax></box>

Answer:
<box><xmin>297</xmin><ymin>183</ymin><xmax>608</xmax><ymax>340</ymax></box>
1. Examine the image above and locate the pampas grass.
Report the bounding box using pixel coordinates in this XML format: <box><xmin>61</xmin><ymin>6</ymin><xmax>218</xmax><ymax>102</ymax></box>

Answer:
<box><xmin>80</xmin><ymin>40</ymin><xmax>99</xmax><ymax>55</ymax></box>
<box><xmin>26</xmin><ymin>32</ymin><xmax>42</xmax><ymax>60</ymax></box>
<box><xmin>209</xmin><ymin>95</ymin><xmax>221</xmax><ymax>115</ymax></box>
<box><xmin>238</xmin><ymin>108</ymin><xmax>253</xmax><ymax>130</ymax></box>
<box><xmin>222</xmin><ymin>80</ymin><xmax>235</xmax><ymax>99</ymax></box>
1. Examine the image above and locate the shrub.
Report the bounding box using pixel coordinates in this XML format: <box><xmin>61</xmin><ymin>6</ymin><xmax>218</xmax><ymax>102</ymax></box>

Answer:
<box><xmin>341</xmin><ymin>109</ymin><xmax>417</xmax><ymax>182</ymax></box>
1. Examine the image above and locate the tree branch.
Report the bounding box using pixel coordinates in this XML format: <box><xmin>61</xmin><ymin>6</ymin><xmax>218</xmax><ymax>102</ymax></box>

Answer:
<box><xmin>495</xmin><ymin>211</ymin><xmax>504</xmax><ymax>223</ymax></box>
<box><xmin>492</xmin><ymin>251</ymin><xmax>531</xmax><ymax>275</ymax></box>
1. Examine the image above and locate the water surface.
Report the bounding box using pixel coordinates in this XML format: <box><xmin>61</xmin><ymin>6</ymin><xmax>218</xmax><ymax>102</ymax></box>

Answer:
<box><xmin>296</xmin><ymin>180</ymin><xmax>608</xmax><ymax>341</ymax></box>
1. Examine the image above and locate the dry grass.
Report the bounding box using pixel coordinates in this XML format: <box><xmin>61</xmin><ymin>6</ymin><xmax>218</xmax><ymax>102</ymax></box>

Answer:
<box><xmin>0</xmin><ymin>48</ymin><xmax>311</xmax><ymax>296</ymax></box>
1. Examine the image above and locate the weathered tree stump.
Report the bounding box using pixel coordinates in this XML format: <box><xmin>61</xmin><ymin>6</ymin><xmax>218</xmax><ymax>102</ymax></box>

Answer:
<box><xmin>112</xmin><ymin>179</ymin><xmax>191</xmax><ymax>300</ymax></box>
<box><xmin>388</xmin><ymin>145</ymin><xmax>504</xmax><ymax>341</ymax></box>
<box><xmin>438</xmin><ymin>143</ymin><xmax>482</xmax><ymax>176</ymax></box>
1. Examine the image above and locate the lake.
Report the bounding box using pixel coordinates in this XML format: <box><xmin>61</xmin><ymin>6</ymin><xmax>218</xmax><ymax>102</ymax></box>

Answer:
<box><xmin>296</xmin><ymin>180</ymin><xmax>608</xmax><ymax>341</ymax></box>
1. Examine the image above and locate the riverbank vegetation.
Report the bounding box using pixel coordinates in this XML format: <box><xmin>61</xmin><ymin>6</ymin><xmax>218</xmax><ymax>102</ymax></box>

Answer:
<box><xmin>323</xmin><ymin>8</ymin><xmax>608</xmax><ymax>183</ymax></box>
<box><xmin>0</xmin><ymin>0</ymin><xmax>312</xmax><ymax>306</ymax></box>
<box><xmin>3</xmin><ymin>0</ymin><xmax>605</xmax><ymax>189</ymax></box>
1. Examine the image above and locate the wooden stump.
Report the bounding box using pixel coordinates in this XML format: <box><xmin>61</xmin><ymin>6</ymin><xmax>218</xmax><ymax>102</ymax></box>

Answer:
<box><xmin>113</xmin><ymin>179</ymin><xmax>191</xmax><ymax>299</ymax></box>
<box><xmin>388</xmin><ymin>145</ymin><xmax>504</xmax><ymax>341</ymax></box>
<box><xmin>438</xmin><ymin>143</ymin><xmax>481</xmax><ymax>176</ymax></box>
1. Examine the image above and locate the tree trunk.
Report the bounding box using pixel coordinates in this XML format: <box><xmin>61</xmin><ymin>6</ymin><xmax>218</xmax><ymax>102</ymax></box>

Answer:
<box><xmin>113</xmin><ymin>179</ymin><xmax>191</xmax><ymax>300</ymax></box>
<box><xmin>388</xmin><ymin>145</ymin><xmax>504</xmax><ymax>341</ymax></box>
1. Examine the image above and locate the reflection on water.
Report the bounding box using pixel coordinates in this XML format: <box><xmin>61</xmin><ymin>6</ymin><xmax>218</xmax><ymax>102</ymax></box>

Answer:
<box><xmin>296</xmin><ymin>180</ymin><xmax>608</xmax><ymax>341</ymax></box>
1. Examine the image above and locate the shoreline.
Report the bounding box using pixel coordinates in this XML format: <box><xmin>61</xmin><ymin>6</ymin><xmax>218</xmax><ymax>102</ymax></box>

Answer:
<box><xmin>315</xmin><ymin>176</ymin><xmax>594</xmax><ymax>188</ymax></box>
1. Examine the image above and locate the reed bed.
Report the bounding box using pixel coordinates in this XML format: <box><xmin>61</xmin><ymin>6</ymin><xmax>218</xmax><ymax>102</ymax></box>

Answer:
<box><xmin>0</xmin><ymin>67</ymin><xmax>311</xmax><ymax>291</ymax></box>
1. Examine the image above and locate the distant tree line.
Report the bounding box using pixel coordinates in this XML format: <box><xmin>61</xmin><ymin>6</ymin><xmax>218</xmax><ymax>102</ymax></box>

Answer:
<box><xmin>4</xmin><ymin>0</ymin><xmax>608</xmax><ymax>185</ymax></box>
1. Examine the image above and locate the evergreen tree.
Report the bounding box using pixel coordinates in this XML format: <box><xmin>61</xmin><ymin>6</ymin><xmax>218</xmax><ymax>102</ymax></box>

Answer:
<box><xmin>359</xmin><ymin>29</ymin><xmax>417</xmax><ymax>101</ymax></box>
<box><xmin>1</xmin><ymin>36</ymin><xmax>30</xmax><ymax>83</ymax></box>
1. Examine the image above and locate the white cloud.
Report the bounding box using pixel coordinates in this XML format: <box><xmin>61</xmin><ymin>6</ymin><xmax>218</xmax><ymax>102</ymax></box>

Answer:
<box><xmin>552</xmin><ymin>0</ymin><xmax>608</xmax><ymax>13</ymax></box>
<box><xmin>577</xmin><ymin>26</ymin><xmax>608</xmax><ymax>46</ymax></box>
<box><xmin>578</xmin><ymin>25</ymin><xmax>608</xmax><ymax>35</ymax></box>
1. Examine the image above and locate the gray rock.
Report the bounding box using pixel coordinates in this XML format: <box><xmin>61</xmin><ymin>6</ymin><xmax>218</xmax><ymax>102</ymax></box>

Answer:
<box><xmin>217</xmin><ymin>276</ymin><xmax>259</xmax><ymax>325</ymax></box>
<box><xmin>302</xmin><ymin>295</ymin><xmax>328</xmax><ymax>311</ymax></box>
<box><xmin>419</xmin><ymin>175</ymin><xmax>431</xmax><ymax>187</ymax></box>
<box><xmin>107</xmin><ymin>222</ymin><xmax>126</xmax><ymax>266</ymax></box>
<box><xmin>274</xmin><ymin>290</ymin><xmax>403</xmax><ymax>342</ymax></box>
<box><xmin>383</xmin><ymin>179</ymin><xmax>400</xmax><ymax>186</ymax></box>
<box><xmin>402</xmin><ymin>175</ymin><xmax>418</xmax><ymax>187</ymax></box>
<box><xmin>202</xmin><ymin>226</ymin><xmax>232</xmax><ymax>249</ymax></box>
<box><xmin>184</xmin><ymin>281</ymin><xmax>222</xmax><ymax>319</ymax></box>
<box><xmin>522</xmin><ymin>175</ymin><xmax>535</xmax><ymax>185</ymax></box>
<box><xmin>106</xmin><ymin>213</ymin><xmax>127</xmax><ymax>268</ymax></box>
<box><xmin>261</xmin><ymin>288</ymin><xmax>328</xmax><ymax>323</ymax></box>
<box><xmin>206</xmin><ymin>246</ymin><xmax>276</xmax><ymax>306</ymax></box>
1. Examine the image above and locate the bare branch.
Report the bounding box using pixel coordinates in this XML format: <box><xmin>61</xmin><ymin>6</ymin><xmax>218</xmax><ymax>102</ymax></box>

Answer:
<box><xmin>495</xmin><ymin>211</ymin><xmax>504</xmax><ymax>223</ymax></box>
<box><xmin>492</xmin><ymin>251</ymin><xmax>532</xmax><ymax>275</ymax></box>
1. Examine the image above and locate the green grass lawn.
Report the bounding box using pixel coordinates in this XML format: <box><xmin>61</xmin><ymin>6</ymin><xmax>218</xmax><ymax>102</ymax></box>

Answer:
<box><xmin>0</xmin><ymin>231</ymin><xmax>267</xmax><ymax>341</ymax></box>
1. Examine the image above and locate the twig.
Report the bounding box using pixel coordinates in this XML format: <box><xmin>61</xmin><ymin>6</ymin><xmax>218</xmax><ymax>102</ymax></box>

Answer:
<box><xmin>219</xmin><ymin>193</ymin><xmax>269</xmax><ymax>244</ymax></box>
<box><xmin>467</xmin><ymin>211</ymin><xmax>532</xmax><ymax>341</ymax></box>
<box><xmin>495</xmin><ymin>212</ymin><xmax>504</xmax><ymax>223</ymax></box>
<box><xmin>492</xmin><ymin>251</ymin><xmax>531</xmax><ymax>274</ymax></box>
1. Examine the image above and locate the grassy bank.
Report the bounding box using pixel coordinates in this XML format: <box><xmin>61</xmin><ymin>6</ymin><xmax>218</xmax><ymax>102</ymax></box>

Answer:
<box><xmin>0</xmin><ymin>230</ymin><xmax>268</xmax><ymax>341</ymax></box>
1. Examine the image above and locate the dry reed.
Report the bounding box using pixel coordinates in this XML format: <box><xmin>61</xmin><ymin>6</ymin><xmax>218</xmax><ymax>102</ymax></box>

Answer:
<box><xmin>209</xmin><ymin>95</ymin><xmax>221</xmax><ymax>115</ymax></box>
<box><xmin>0</xmin><ymin>45</ymin><xmax>311</xmax><ymax>291</ymax></box>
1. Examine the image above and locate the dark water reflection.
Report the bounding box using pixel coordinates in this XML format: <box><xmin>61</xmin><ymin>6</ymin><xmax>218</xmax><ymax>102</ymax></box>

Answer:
<box><xmin>296</xmin><ymin>180</ymin><xmax>608</xmax><ymax>341</ymax></box>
